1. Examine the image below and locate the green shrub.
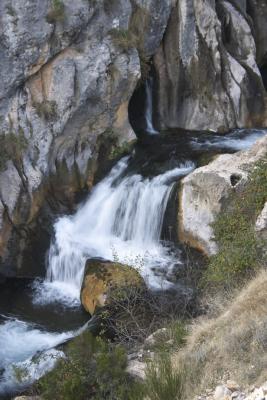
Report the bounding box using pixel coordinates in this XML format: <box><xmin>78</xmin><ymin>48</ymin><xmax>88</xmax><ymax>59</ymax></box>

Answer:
<box><xmin>6</xmin><ymin>5</ymin><xmax>17</xmax><ymax>17</ymax></box>
<box><xmin>145</xmin><ymin>355</ymin><xmax>184</xmax><ymax>400</ymax></box>
<box><xmin>38</xmin><ymin>331</ymin><xmax>143</xmax><ymax>400</ymax></box>
<box><xmin>33</xmin><ymin>100</ymin><xmax>58</xmax><ymax>120</ymax></box>
<box><xmin>146</xmin><ymin>321</ymin><xmax>187</xmax><ymax>353</ymax></box>
<box><xmin>203</xmin><ymin>158</ymin><xmax>267</xmax><ymax>288</ymax></box>
<box><xmin>109</xmin><ymin>29</ymin><xmax>137</xmax><ymax>51</ymax></box>
<box><xmin>108</xmin><ymin>140</ymin><xmax>135</xmax><ymax>160</ymax></box>
<box><xmin>46</xmin><ymin>0</ymin><xmax>65</xmax><ymax>23</ymax></box>
<box><xmin>0</xmin><ymin>130</ymin><xmax>28</xmax><ymax>172</ymax></box>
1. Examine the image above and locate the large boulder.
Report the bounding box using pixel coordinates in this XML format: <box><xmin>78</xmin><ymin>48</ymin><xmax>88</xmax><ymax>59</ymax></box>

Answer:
<box><xmin>81</xmin><ymin>260</ymin><xmax>146</xmax><ymax>315</ymax></box>
<box><xmin>178</xmin><ymin>135</ymin><xmax>267</xmax><ymax>255</ymax></box>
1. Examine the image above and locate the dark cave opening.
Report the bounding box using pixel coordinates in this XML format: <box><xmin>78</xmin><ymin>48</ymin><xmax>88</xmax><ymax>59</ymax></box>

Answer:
<box><xmin>128</xmin><ymin>80</ymin><xmax>147</xmax><ymax>137</ymax></box>
<box><xmin>128</xmin><ymin>65</ymin><xmax>158</xmax><ymax>137</ymax></box>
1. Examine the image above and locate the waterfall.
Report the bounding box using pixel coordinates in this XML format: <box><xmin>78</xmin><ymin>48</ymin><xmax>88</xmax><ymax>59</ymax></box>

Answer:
<box><xmin>145</xmin><ymin>77</ymin><xmax>158</xmax><ymax>134</ymax></box>
<box><xmin>34</xmin><ymin>157</ymin><xmax>195</xmax><ymax>306</ymax></box>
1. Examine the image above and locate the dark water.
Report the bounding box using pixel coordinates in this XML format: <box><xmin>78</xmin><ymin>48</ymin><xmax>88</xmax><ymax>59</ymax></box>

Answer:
<box><xmin>0</xmin><ymin>278</ymin><xmax>88</xmax><ymax>332</ymax></box>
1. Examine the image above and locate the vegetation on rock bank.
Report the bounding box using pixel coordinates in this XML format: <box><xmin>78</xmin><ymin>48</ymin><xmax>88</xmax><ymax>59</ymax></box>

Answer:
<box><xmin>0</xmin><ymin>130</ymin><xmax>28</xmax><ymax>172</ymax></box>
<box><xmin>204</xmin><ymin>157</ymin><xmax>267</xmax><ymax>288</ymax></box>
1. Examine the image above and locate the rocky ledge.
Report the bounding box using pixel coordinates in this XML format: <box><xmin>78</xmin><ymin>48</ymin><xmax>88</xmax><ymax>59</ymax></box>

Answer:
<box><xmin>179</xmin><ymin>134</ymin><xmax>267</xmax><ymax>255</ymax></box>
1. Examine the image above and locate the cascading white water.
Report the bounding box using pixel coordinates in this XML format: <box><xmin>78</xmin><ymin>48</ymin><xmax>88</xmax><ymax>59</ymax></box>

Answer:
<box><xmin>34</xmin><ymin>157</ymin><xmax>195</xmax><ymax>306</ymax></box>
<box><xmin>0</xmin><ymin>316</ymin><xmax>88</xmax><ymax>395</ymax></box>
<box><xmin>145</xmin><ymin>77</ymin><xmax>158</xmax><ymax>134</ymax></box>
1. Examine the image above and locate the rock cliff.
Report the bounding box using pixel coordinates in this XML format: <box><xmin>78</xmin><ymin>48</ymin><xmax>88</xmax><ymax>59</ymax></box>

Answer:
<box><xmin>0</xmin><ymin>0</ymin><xmax>171</xmax><ymax>275</ymax></box>
<box><xmin>0</xmin><ymin>0</ymin><xmax>266</xmax><ymax>275</ymax></box>
<box><xmin>153</xmin><ymin>0</ymin><xmax>267</xmax><ymax>132</ymax></box>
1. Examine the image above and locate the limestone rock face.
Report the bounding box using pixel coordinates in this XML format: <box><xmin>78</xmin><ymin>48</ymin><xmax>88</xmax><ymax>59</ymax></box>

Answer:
<box><xmin>153</xmin><ymin>0</ymin><xmax>266</xmax><ymax>132</ymax></box>
<box><xmin>81</xmin><ymin>260</ymin><xmax>145</xmax><ymax>315</ymax></box>
<box><xmin>0</xmin><ymin>0</ymin><xmax>169</xmax><ymax>276</ymax></box>
<box><xmin>179</xmin><ymin>135</ymin><xmax>267</xmax><ymax>255</ymax></box>
<box><xmin>247</xmin><ymin>0</ymin><xmax>267</xmax><ymax>66</ymax></box>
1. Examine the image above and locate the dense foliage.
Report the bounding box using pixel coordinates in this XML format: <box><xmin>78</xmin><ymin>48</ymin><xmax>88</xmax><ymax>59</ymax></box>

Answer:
<box><xmin>37</xmin><ymin>331</ymin><xmax>144</xmax><ymax>400</ymax></box>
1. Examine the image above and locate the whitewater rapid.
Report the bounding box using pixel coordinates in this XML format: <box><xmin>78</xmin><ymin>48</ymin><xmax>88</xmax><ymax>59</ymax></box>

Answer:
<box><xmin>33</xmin><ymin>158</ymin><xmax>195</xmax><ymax>306</ymax></box>
<box><xmin>0</xmin><ymin>316</ymin><xmax>89</xmax><ymax>395</ymax></box>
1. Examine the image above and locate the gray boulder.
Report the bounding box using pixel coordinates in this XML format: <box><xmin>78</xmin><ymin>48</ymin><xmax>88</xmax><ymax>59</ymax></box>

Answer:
<box><xmin>179</xmin><ymin>135</ymin><xmax>267</xmax><ymax>255</ymax></box>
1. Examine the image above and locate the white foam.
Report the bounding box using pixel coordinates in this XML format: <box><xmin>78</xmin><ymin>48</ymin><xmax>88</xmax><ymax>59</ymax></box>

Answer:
<box><xmin>1</xmin><ymin>348</ymin><xmax>64</xmax><ymax>395</ymax></box>
<box><xmin>0</xmin><ymin>317</ymin><xmax>75</xmax><ymax>394</ymax></box>
<box><xmin>191</xmin><ymin>130</ymin><xmax>266</xmax><ymax>151</ymax></box>
<box><xmin>145</xmin><ymin>77</ymin><xmax>158</xmax><ymax>134</ymax></box>
<box><xmin>34</xmin><ymin>159</ymin><xmax>195</xmax><ymax>305</ymax></box>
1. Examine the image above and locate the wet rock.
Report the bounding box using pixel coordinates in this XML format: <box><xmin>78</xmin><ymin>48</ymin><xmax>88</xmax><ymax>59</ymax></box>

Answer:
<box><xmin>179</xmin><ymin>135</ymin><xmax>267</xmax><ymax>255</ymax></box>
<box><xmin>81</xmin><ymin>260</ymin><xmax>146</xmax><ymax>315</ymax></box>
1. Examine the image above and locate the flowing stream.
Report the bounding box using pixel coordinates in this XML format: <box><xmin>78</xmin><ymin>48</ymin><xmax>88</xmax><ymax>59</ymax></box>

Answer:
<box><xmin>34</xmin><ymin>158</ymin><xmax>195</xmax><ymax>307</ymax></box>
<box><xmin>0</xmin><ymin>128</ymin><xmax>266</xmax><ymax>397</ymax></box>
<box><xmin>145</xmin><ymin>77</ymin><xmax>158</xmax><ymax>134</ymax></box>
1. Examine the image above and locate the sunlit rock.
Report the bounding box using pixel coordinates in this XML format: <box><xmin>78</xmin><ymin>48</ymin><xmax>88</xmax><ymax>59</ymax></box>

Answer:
<box><xmin>179</xmin><ymin>135</ymin><xmax>267</xmax><ymax>255</ymax></box>
<box><xmin>81</xmin><ymin>260</ymin><xmax>146</xmax><ymax>315</ymax></box>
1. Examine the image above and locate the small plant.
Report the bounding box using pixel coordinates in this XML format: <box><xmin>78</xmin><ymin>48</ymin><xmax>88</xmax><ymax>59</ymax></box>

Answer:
<box><xmin>108</xmin><ymin>140</ymin><xmax>135</xmax><ymax>161</ymax></box>
<box><xmin>139</xmin><ymin>51</ymin><xmax>151</xmax><ymax>81</ymax></box>
<box><xmin>6</xmin><ymin>5</ymin><xmax>17</xmax><ymax>17</ymax></box>
<box><xmin>109</xmin><ymin>29</ymin><xmax>137</xmax><ymax>51</ymax></box>
<box><xmin>148</xmin><ymin>321</ymin><xmax>187</xmax><ymax>353</ymax></box>
<box><xmin>33</xmin><ymin>100</ymin><xmax>58</xmax><ymax>120</ymax></box>
<box><xmin>0</xmin><ymin>130</ymin><xmax>28</xmax><ymax>171</ymax></box>
<box><xmin>145</xmin><ymin>355</ymin><xmax>184</xmax><ymax>400</ymax></box>
<box><xmin>46</xmin><ymin>0</ymin><xmax>65</xmax><ymax>23</ymax></box>
<box><xmin>12</xmin><ymin>365</ymin><xmax>29</xmax><ymax>383</ymax></box>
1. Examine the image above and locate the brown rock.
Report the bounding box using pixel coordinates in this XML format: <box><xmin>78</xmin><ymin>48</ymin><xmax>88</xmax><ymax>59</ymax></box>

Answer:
<box><xmin>81</xmin><ymin>260</ymin><xmax>146</xmax><ymax>315</ymax></box>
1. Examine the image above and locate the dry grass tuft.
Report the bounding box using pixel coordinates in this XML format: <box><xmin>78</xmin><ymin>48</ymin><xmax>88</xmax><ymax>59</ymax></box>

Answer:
<box><xmin>173</xmin><ymin>270</ymin><xmax>267</xmax><ymax>399</ymax></box>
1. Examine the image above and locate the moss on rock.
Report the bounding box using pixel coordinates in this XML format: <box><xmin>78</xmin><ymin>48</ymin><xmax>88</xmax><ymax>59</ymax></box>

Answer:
<box><xmin>81</xmin><ymin>260</ymin><xmax>146</xmax><ymax>315</ymax></box>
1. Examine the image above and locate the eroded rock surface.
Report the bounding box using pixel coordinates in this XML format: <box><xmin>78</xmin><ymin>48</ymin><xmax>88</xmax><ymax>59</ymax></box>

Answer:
<box><xmin>153</xmin><ymin>0</ymin><xmax>267</xmax><ymax>132</ymax></box>
<box><xmin>81</xmin><ymin>260</ymin><xmax>145</xmax><ymax>315</ymax></box>
<box><xmin>179</xmin><ymin>135</ymin><xmax>267</xmax><ymax>255</ymax></box>
<box><xmin>0</xmin><ymin>0</ymin><xmax>170</xmax><ymax>275</ymax></box>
